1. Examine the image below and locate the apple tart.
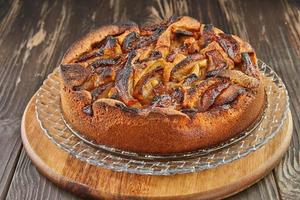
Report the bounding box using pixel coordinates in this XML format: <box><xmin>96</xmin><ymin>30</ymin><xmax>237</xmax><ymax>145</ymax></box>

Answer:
<box><xmin>59</xmin><ymin>16</ymin><xmax>265</xmax><ymax>154</ymax></box>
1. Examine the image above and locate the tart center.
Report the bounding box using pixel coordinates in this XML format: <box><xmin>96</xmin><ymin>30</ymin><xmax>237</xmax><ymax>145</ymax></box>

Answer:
<box><xmin>61</xmin><ymin>16</ymin><xmax>260</xmax><ymax>114</ymax></box>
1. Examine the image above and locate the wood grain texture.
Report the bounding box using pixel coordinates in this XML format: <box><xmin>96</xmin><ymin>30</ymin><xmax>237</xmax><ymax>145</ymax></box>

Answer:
<box><xmin>0</xmin><ymin>0</ymin><xmax>299</xmax><ymax>199</ymax></box>
<box><xmin>0</xmin><ymin>118</ymin><xmax>22</xmax><ymax>200</ymax></box>
<box><xmin>274</xmin><ymin>1</ymin><xmax>300</xmax><ymax>198</ymax></box>
<box><xmin>6</xmin><ymin>150</ymin><xmax>82</xmax><ymax>200</ymax></box>
<box><xmin>19</xmin><ymin>94</ymin><xmax>293</xmax><ymax>199</ymax></box>
<box><xmin>0</xmin><ymin>0</ymin><xmax>77</xmax><ymax>198</ymax></box>
<box><xmin>0</xmin><ymin>0</ymin><xmax>50</xmax><ymax>198</ymax></box>
<box><xmin>0</xmin><ymin>1</ymin><xmax>23</xmax><ymax>197</ymax></box>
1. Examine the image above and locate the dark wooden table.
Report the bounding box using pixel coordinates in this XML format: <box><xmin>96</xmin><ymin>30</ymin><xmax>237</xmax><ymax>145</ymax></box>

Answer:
<box><xmin>1</xmin><ymin>0</ymin><xmax>300</xmax><ymax>199</ymax></box>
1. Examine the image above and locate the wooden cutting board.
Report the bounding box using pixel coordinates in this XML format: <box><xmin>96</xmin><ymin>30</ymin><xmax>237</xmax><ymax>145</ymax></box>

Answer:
<box><xmin>21</xmin><ymin>95</ymin><xmax>293</xmax><ymax>200</ymax></box>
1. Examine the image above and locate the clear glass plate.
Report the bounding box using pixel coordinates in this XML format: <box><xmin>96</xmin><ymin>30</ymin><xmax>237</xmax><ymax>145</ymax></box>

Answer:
<box><xmin>35</xmin><ymin>60</ymin><xmax>289</xmax><ymax>175</ymax></box>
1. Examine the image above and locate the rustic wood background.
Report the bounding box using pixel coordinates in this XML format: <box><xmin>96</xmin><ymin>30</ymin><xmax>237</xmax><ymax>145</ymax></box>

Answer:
<box><xmin>0</xmin><ymin>0</ymin><xmax>299</xmax><ymax>199</ymax></box>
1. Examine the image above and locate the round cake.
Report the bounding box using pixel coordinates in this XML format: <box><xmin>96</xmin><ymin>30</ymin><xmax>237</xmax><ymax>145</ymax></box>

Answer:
<box><xmin>59</xmin><ymin>16</ymin><xmax>265</xmax><ymax>154</ymax></box>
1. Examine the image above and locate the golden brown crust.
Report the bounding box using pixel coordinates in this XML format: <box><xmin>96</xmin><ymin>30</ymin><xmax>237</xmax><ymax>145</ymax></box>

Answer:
<box><xmin>59</xmin><ymin>16</ymin><xmax>265</xmax><ymax>154</ymax></box>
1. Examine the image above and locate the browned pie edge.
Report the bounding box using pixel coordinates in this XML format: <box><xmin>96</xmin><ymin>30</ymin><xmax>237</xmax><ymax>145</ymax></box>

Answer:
<box><xmin>59</xmin><ymin>20</ymin><xmax>265</xmax><ymax>154</ymax></box>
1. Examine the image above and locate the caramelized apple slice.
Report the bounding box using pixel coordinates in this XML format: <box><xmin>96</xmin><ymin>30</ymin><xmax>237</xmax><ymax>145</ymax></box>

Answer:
<box><xmin>218</xmin><ymin>69</ymin><xmax>259</xmax><ymax>88</ymax></box>
<box><xmin>76</xmin><ymin>35</ymin><xmax>122</xmax><ymax>63</ymax></box>
<box><xmin>95</xmin><ymin>66</ymin><xmax>116</xmax><ymax>84</ymax></box>
<box><xmin>206</xmin><ymin>50</ymin><xmax>227</xmax><ymax>72</ymax></box>
<box><xmin>91</xmin><ymin>56</ymin><xmax>121</xmax><ymax>68</ymax></box>
<box><xmin>183</xmin><ymin>77</ymin><xmax>225</xmax><ymax>108</ymax></box>
<box><xmin>183</xmin><ymin>74</ymin><xmax>198</xmax><ymax>87</ymax></box>
<box><xmin>217</xmin><ymin>33</ymin><xmax>241</xmax><ymax>63</ymax></box>
<box><xmin>151</xmin><ymin>94</ymin><xmax>173</xmax><ymax>108</ymax></box>
<box><xmin>76</xmin><ymin>51</ymin><xmax>99</xmax><ymax>63</ymax></box>
<box><xmin>201</xmin><ymin>41</ymin><xmax>234</xmax><ymax>73</ymax></box>
<box><xmin>133</xmin><ymin>59</ymin><xmax>166</xmax><ymax>86</ymax></box>
<box><xmin>155</xmin><ymin>16</ymin><xmax>200</xmax><ymax>50</ymax></box>
<box><xmin>166</xmin><ymin>46</ymin><xmax>187</xmax><ymax>62</ymax></box>
<box><xmin>184</xmin><ymin>38</ymin><xmax>200</xmax><ymax>54</ymax></box>
<box><xmin>75</xmin><ymin>73</ymin><xmax>101</xmax><ymax>91</ymax></box>
<box><xmin>99</xmin><ymin>36</ymin><xmax>117</xmax><ymax>54</ymax></box>
<box><xmin>116</xmin><ymin>22</ymin><xmax>140</xmax><ymax>45</ymax></box>
<box><xmin>133</xmin><ymin>70</ymin><xmax>162</xmax><ymax>103</ymax></box>
<box><xmin>137</xmin><ymin>26</ymin><xmax>166</xmax><ymax>48</ymax></box>
<box><xmin>138</xmin><ymin>50</ymin><xmax>162</xmax><ymax>63</ymax></box>
<box><xmin>107</xmin><ymin>87</ymin><xmax>119</xmax><ymax>99</ymax></box>
<box><xmin>122</xmin><ymin>32</ymin><xmax>140</xmax><ymax>52</ymax></box>
<box><xmin>171</xmin><ymin>54</ymin><xmax>203</xmax><ymax>73</ymax></box>
<box><xmin>158</xmin><ymin>88</ymin><xmax>185</xmax><ymax>109</ymax></box>
<box><xmin>197</xmin><ymin>82</ymin><xmax>230</xmax><ymax>112</ymax></box>
<box><xmin>98</xmin><ymin>36</ymin><xmax>123</xmax><ymax>56</ymax></box>
<box><xmin>91</xmin><ymin>82</ymin><xmax>113</xmax><ymax>101</ymax></box>
<box><xmin>240</xmin><ymin>53</ymin><xmax>259</xmax><ymax>77</ymax></box>
<box><xmin>60</xmin><ymin>64</ymin><xmax>90</xmax><ymax>87</ymax></box>
<box><xmin>174</xmin><ymin>29</ymin><xmax>193</xmax><ymax>36</ymax></box>
<box><xmin>141</xmin><ymin>76</ymin><xmax>161</xmax><ymax>101</ymax></box>
<box><xmin>199</xmin><ymin>24</ymin><xmax>223</xmax><ymax>48</ymax></box>
<box><xmin>137</xmin><ymin>46</ymin><xmax>155</xmax><ymax>61</ymax></box>
<box><xmin>140</xmin><ymin>23</ymin><xmax>160</xmax><ymax>36</ymax></box>
<box><xmin>232</xmin><ymin>35</ymin><xmax>254</xmax><ymax>54</ymax></box>
<box><xmin>171</xmin><ymin>54</ymin><xmax>206</xmax><ymax>81</ymax></box>
<box><xmin>151</xmin><ymin>86</ymin><xmax>183</xmax><ymax>109</ymax></box>
<box><xmin>214</xmin><ymin>84</ymin><xmax>246</xmax><ymax>106</ymax></box>
<box><xmin>115</xmin><ymin>50</ymin><xmax>138</xmax><ymax>105</ymax></box>
<box><xmin>171</xmin><ymin>16</ymin><xmax>201</xmax><ymax>31</ymax></box>
<box><xmin>116</xmin><ymin>30</ymin><xmax>130</xmax><ymax>44</ymax></box>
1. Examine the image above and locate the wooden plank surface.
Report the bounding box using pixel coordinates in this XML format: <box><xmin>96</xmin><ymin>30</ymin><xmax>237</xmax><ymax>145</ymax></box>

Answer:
<box><xmin>272</xmin><ymin>1</ymin><xmax>300</xmax><ymax>199</ymax></box>
<box><xmin>6</xmin><ymin>150</ymin><xmax>82</xmax><ymax>200</ymax></box>
<box><xmin>0</xmin><ymin>0</ymin><xmax>299</xmax><ymax>199</ymax></box>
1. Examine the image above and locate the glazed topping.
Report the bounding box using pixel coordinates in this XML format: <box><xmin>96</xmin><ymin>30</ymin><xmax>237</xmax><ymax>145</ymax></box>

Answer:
<box><xmin>61</xmin><ymin>16</ymin><xmax>260</xmax><ymax>114</ymax></box>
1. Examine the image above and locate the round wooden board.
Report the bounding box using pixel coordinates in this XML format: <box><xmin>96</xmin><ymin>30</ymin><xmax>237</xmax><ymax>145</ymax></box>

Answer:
<box><xmin>21</xmin><ymin>95</ymin><xmax>293</xmax><ymax>200</ymax></box>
